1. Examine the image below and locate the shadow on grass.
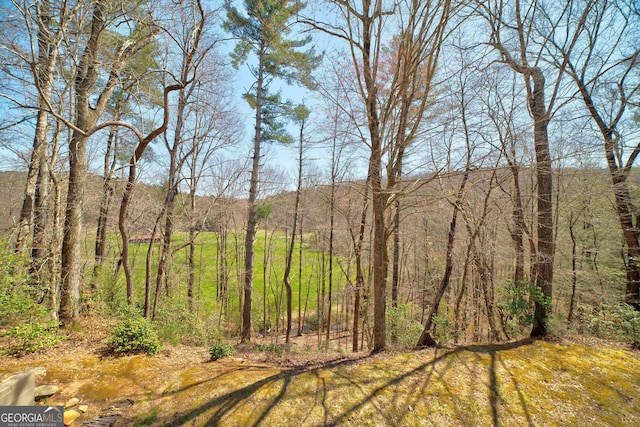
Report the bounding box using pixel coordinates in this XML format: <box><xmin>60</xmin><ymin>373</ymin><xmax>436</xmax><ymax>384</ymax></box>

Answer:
<box><xmin>152</xmin><ymin>339</ymin><xmax>536</xmax><ymax>426</ymax></box>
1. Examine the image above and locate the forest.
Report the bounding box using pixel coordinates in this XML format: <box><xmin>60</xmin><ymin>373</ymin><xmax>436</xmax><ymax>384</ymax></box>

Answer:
<box><xmin>1</xmin><ymin>0</ymin><xmax>640</xmax><ymax>359</ymax></box>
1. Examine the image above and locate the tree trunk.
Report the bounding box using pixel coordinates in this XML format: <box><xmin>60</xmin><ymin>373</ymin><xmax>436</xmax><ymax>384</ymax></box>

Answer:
<box><xmin>417</xmin><ymin>168</ymin><xmax>469</xmax><ymax>348</ymax></box>
<box><xmin>59</xmin><ymin>1</ymin><xmax>107</xmax><ymax>324</ymax></box>
<box><xmin>94</xmin><ymin>115</ymin><xmax>120</xmax><ymax>280</ymax></box>
<box><xmin>241</xmin><ymin>47</ymin><xmax>265</xmax><ymax>343</ymax></box>
<box><xmin>391</xmin><ymin>198</ymin><xmax>401</xmax><ymax>308</ymax></box>
<box><xmin>31</xmin><ymin>145</ymin><xmax>50</xmax><ymax>282</ymax></box>
<box><xmin>283</xmin><ymin>117</ymin><xmax>305</xmax><ymax>344</ymax></box>
<box><xmin>15</xmin><ymin>0</ymin><xmax>60</xmax><ymax>256</ymax></box>
<box><xmin>529</xmin><ymin>68</ymin><xmax>554</xmax><ymax>337</ymax></box>
<box><xmin>59</xmin><ymin>130</ymin><xmax>88</xmax><ymax>324</ymax></box>
<box><xmin>326</xmin><ymin>169</ymin><xmax>335</xmax><ymax>345</ymax></box>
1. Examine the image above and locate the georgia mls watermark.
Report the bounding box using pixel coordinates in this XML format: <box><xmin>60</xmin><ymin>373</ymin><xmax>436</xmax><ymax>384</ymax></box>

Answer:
<box><xmin>0</xmin><ymin>406</ymin><xmax>63</xmax><ymax>427</ymax></box>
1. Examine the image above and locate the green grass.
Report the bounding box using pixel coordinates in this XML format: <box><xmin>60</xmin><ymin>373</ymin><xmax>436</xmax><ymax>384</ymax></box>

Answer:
<box><xmin>119</xmin><ymin>230</ymin><xmax>349</xmax><ymax>332</ymax></box>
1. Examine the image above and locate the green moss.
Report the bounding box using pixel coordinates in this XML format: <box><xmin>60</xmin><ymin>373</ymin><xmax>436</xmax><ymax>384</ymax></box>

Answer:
<box><xmin>1</xmin><ymin>339</ymin><xmax>638</xmax><ymax>426</ymax></box>
<box><xmin>132</xmin><ymin>407</ymin><xmax>160</xmax><ymax>426</ymax></box>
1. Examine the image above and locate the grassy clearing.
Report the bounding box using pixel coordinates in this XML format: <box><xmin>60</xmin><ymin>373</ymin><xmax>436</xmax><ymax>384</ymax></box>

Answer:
<box><xmin>2</xmin><ymin>336</ymin><xmax>637</xmax><ymax>426</ymax></box>
<box><xmin>126</xmin><ymin>231</ymin><xmax>343</xmax><ymax>313</ymax></box>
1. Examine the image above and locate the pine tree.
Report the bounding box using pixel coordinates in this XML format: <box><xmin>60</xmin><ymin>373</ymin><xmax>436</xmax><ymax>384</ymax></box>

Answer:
<box><xmin>224</xmin><ymin>0</ymin><xmax>319</xmax><ymax>342</ymax></box>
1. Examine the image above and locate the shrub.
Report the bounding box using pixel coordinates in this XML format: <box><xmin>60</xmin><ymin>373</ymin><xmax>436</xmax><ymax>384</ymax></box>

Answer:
<box><xmin>255</xmin><ymin>342</ymin><xmax>283</xmax><ymax>358</ymax></box>
<box><xmin>209</xmin><ymin>342</ymin><xmax>236</xmax><ymax>361</ymax></box>
<box><xmin>617</xmin><ymin>305</ymin><xmax>640</xmax><ymax>348</ymax></box>
<box><xmin>0</xmin><ymin>253</ymin><xmax>46</xmax><ymax>327</ymax></box>
<box><xmin>0</xmin><ymin>252</ymin><xmax>65</xmax><ymax>356</ymax></box>
<box><xmin>2</xmin><ymin>322</ymin><xmax>65</xmax><ymax>356</ymax></box>
<box><xmin>498</xmin><ymin>280</ymin><xmax>551</xmax><ymax>338</ymax></box>
<box><xmin>153</xmin><ymin>302</ymin><xmax>217</xmax><ymax>346</ymax></box>
<box><xmin>581</xmin><ymin>303</ymin><xmax>640</xmax><ymax>348</ymax></box>
<box><xmin>387</xmin><ymin>303</ymin><xmax>425</xmax><ymax>348</ymax></box>
<box><xmin>106</xmin><ymin>316</ymin><xmax>161</xmax><ymax>356</ymax></box>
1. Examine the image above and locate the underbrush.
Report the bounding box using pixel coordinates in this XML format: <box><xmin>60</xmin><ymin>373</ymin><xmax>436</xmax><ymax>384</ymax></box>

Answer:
<box><xmin>575</xmin><ymin>303</ymin><xmax>640</xmax><ymax>348</ymax></box>
<box><xmin>209</xmin><ymin>342</ymin><xmax>236</xmax><ymax>361</ymax></box>
<box><xmin>0</xmin><ymin>252</ymin><xmax>65</xmax><ymax>356</ymax></box>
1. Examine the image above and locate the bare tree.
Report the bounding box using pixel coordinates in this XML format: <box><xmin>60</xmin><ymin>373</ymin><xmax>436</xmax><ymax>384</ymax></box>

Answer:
<box><xmin>118</xmin><ymin>0</ymin><xmax>206</xmax><ymax>310</ymax></box>
<box><xmin>477</xmin><ymin>0</ymin><xmax>583</xmax><ymax>336</ymax></box>
<box><xmin>282</xmin><ymin>105</ymin><xmax>309</xmax><ymax>344</ymax></box>
<box><xmin>305</xmin><ymin>0</ymin><xmax>452</xmax><ymax>351</ymax></box>
<box><xmin>57</xmin><ymin>1</ymin><xmax>163</xmax><ymax>323</ymax></box>
<box><xmin>543</xmin><ymin>0</ymin><xmax>640</xmax><ymax>308</ymax></box>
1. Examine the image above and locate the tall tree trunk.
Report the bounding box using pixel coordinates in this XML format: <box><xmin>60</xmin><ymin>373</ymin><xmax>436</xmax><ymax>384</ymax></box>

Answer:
<box><xmin>391</xmin><ymin>198</ymin><xmax>400</xmax><ymax>309</ymax></box>
<box><xmin>154</xmin><ymin>82</ymin><xmax>189</xmax><ymax>316</ymax></box>
<box><xmin>46</xmin><ymin>121</ymin><xmax>63</xmax><ymax>320</ymax></box>
<box><xmin>59</xmin><ymin>130</ymin><xmax>89</xmax><ymax>323</ymax></box>
<box><xmin>567</xmin><ymin>213</ymin><xmax>578</xmax><ymax>325</ymax></box>
<box><xmin>352</xmin><ymin>186</ymin><xmax>369</xmax><ymax>352</ymax></box>
<box><xmin>529</xmin><ymin>68</ymin><xmax>554</xmax><ymax>337</ymax></box>
<box><xmin>59</xmin><ymin>0</ymin><xmax>107</xmax><ymax>324</ymax></box>
<box><xmin>16</xmin><ymin>0</ymin><xmax>61</xmax><ymax>255</ymax></box>
<box><xmin>31</xmin><ymin>146</ymin><xmax>50</xmax><ymax>282</ymax></box>
<box><xmin>510</xmin><ymin>164</ymin><xmax>526</xmax><ymax>284</ymax></box>
<box><xmin>241</xmin><ymin>47</ymin><xmax>265</xmax><ymax>343</ymax></box>
<box><xmin>611</xmin><ymin>176</ymin><xmax>640</xmax><ymax>308</ymax></box>
<box><xmin>363</xmin><ymin>36</ymin><xmax>388</xmax><ymax>352</ymax></box>
<box><xmin>187</xmin><ymin>168</ymin><xmax>197</xmax><ymax>311</ymax></box>
<box><xmin>283</xmin><ymin>116</ymin><xmax>305</xmax><ymax>344</ymax></box>
<box><xmin>326</xmin><ymin>167</ymin><xmax>335</xmax><ymax>345</ymax></box>
<box><xmin>297</xmin><ymin>212</ymin><xmax>304</xmax><ymax>336</ymax></box>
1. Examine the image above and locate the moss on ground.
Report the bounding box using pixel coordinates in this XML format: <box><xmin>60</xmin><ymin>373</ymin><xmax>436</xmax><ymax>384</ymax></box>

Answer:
<box><xmin>0</xmin><ymin>338</ymin><xmax>638</xmax><ymax>426</ymax></box>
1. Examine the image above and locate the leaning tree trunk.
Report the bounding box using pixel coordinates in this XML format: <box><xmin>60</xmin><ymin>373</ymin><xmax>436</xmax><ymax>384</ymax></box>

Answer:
<box><xmin>416</xmin><ymin>167</ymin><xmax>469</xmax><ymax>348</ymax></box>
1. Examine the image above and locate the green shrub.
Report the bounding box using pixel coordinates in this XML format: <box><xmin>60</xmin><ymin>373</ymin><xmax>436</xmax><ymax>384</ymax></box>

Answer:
<box><xmin>617</xmin><ymin>305</ymin><xmax>640</xmax><ymax>348</ymax></box>
<box><xmin>0</xmin><ymin>252</ymin><xmax>64</xmax><ymax>356</ymax></box>
<box><xmin>498</xmin><ymin>280</ymin><xmax>551</xmax><ymax>338</ymax></box>
<box><xmin>581</xmin><ymin>303</ymin><xmax>640</xmax><ymax>348</ymax></box>
<box><xmin>387</xmin><ymin>303</ymin><xmax>425</xmax><ymax>348</ymax></box>
<box><xmin>209</xmin><ymin>342</ymin><xmax>236</xmax><ymax>361</ymax></box>
<box><xmin>255</xmin><ymin>342</ymin><xmax>283</xmax><ymax>358</ymax></box>
<box><xmin>154</xmin><ymin>302</ymin><xmax>216</xmax><ymax>346</ymax></box>
<box><xmin>2</xmin><ymin>322</ymin><xmax>66</xmax><ymax>356</ymax></box>
<box><xmin>0</xmin><ymin>253</ymin><xmax>47</xmax><ymax>327</ymax></box>
<box><xmin>106</xmin><ymin>316</ymin><xmax>161</xmax><ymax>356</ymax></box>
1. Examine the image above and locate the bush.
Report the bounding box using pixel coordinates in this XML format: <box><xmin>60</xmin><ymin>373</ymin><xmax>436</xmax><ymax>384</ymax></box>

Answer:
<box><xmin>154</xmin><ymin>302</ymin><xmax>217</xmax><ymax>346</ymax></box>
<box><xmin>498</xmin><ymin>280</ymin><xmax>551</xmax><ymax>338</ymax></box>
<box><xmin>0</xmin><ymin>252</ymin><xmax>65</xmax><ymax>356</ymax></box>
<box><xmin>581</xmin><ymin>303</ymin><xmax>640</xmax><ymax>348</ymax></box>
<box><xmin>255</xmin><ymin>342</ymin><xmax>284</xmax><ymax>358</ymax></box>
<box><xmin>106</xmin><ymin>316</ymin><xmax>161</xmax><ymax>356</ymax></box>
<box><xmin>387</xmin><ymin>303</ymin><xmax>425</xmax><ymax>348</ymax></box>
<box><xmin>2</xmin><ymin>322</ymin><xmax>65</xmax><ymax>356</ymax></box>
<box><xmin>0</xmin><ymin>253</ymin><xmax>47</xmax><ymax>327</ymax></box>
<box><xmin>209</xmin><ymin>342</ymin><xmax>236</xmax><ymax>361</ymax></box>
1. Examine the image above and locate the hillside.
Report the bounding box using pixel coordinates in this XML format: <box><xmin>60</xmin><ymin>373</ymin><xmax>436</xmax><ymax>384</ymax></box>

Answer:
<box><xmin>1</xmin><ymin>318</ymin><xmax>638</xmax><ymax>427</ymax></box>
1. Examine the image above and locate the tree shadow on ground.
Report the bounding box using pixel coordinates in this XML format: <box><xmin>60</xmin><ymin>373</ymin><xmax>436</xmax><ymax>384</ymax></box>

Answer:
<box><xmin>150</xmin><ymin>339</ymin><xmax>536</xmax><ymax>426</ymax></box>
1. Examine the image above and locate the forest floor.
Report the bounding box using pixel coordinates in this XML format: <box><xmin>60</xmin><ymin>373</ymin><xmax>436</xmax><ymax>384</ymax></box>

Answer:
<box><xmin>1</xmin><ymin>316</ymin><xmax>639</xmax><ymax>427</ymax></box>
